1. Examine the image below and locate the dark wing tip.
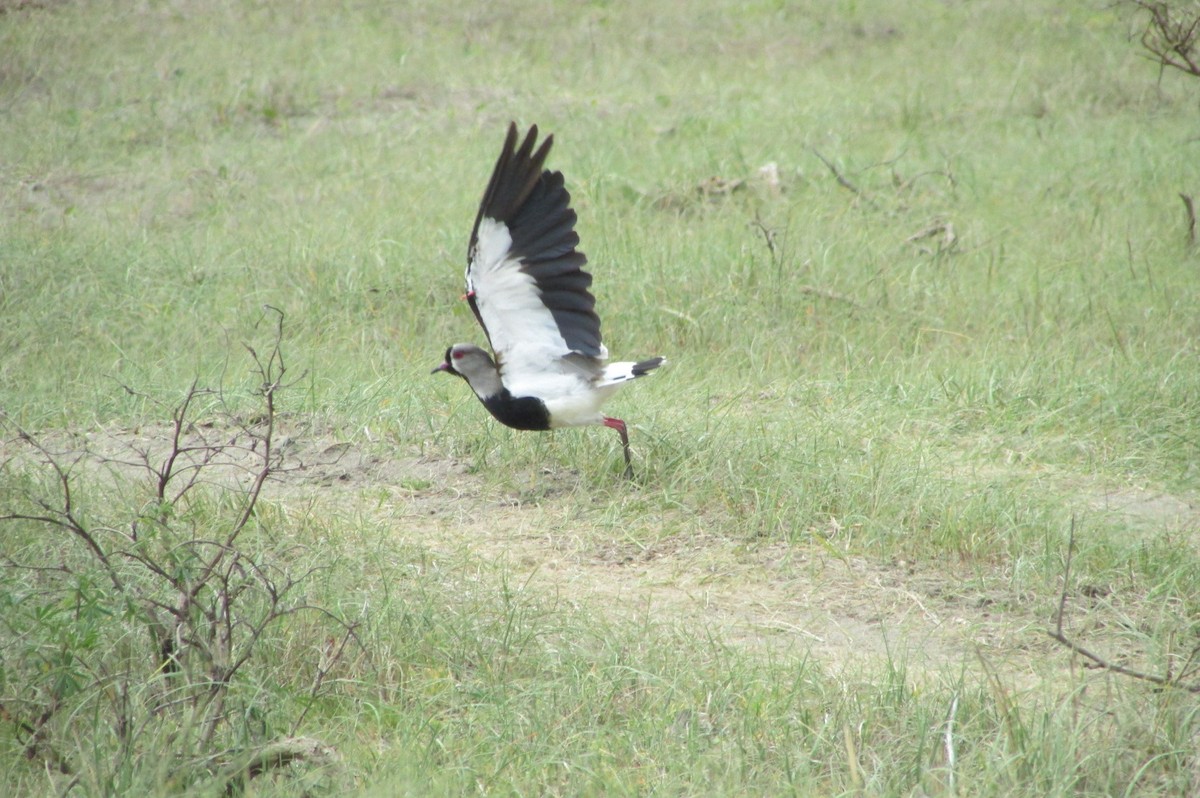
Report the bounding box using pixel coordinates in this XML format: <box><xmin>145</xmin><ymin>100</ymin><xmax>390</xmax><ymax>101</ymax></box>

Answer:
<box><xmin>468</xmin><ymin>123</ymin><xmax>605</xmax><ymax>359</ymax></box>
<box><xmin>470</xmin><ymin>123</ymin><xmax>555</xmax><ymax>247</ymax></box>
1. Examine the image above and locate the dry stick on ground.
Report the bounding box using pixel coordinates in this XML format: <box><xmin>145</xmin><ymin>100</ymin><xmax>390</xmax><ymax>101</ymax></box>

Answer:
<box><xmin>811</xmin><ymin>148</ymin><xmax>860</xmax><ymax>194</ymax></box>
<box><xmin>220</xmin><ymin>737</ymin><xmax>338</xmax><ymax>798</ymax></box>
<box><xmin>811</xmin><ymin>147</ymin><xmax>883</xmax><ymax>211</ymax></box>
<box><xmin>1047</xmin><ymin>516</ymin><xmax>1200</xmax><ymax>692</ymax></box>
<box><xmin>1180</xmin><ymin>192</ymin><xmax>1196</xmax><ymax>246</ymax></box>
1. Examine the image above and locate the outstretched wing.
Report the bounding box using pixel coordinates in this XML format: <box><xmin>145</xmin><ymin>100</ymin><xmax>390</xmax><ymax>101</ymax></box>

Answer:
<box><xmin>465</xmin><ymin>123</ymin><xmax>605</xmax><ymax>385</ymax></box>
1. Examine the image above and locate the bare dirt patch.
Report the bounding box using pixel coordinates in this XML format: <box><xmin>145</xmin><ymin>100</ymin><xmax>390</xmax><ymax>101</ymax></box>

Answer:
<box><xmin>1084</xmin><ymin>486</ymin><xmax>1196</xmax><ymax>531</ymax></box>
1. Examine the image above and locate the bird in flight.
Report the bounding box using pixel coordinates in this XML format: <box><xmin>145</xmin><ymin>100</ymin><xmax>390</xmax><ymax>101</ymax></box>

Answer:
<box><xmin>433</xmin><ymin>123</ymin><xmax>665</xmax><ymax>478</ymax></box>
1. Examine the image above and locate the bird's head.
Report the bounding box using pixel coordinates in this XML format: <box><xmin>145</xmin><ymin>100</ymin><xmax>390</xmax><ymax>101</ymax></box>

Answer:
<box><xmin>432</xmin><ymin>343</ymin><xmax>497</xmax><ymax>381</ymax></box>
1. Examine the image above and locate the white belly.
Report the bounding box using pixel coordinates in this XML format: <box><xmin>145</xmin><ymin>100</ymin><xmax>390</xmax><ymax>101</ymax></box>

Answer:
<box><xmin>543</xmin><ymin>383</ymin><xmax>621</xmax><ymax>428</ymax></box>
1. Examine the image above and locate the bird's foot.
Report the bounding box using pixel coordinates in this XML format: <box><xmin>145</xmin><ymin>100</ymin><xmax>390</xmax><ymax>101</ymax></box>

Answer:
<box><xmin>603</xmin><ymin>416</ymin><xmax>635</xmax><ymax>480</ymax></box>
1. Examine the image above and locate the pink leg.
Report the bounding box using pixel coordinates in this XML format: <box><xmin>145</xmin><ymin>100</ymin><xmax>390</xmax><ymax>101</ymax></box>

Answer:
<box><xmin>603</xmin><ymin>416</ymin><xmax>633</xmax><ymax>478</ymax></box>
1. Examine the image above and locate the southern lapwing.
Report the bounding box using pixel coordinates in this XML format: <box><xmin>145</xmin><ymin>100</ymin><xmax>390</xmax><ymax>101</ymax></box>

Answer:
<box><xmin>433</xmin><ymin>123</ymin><xmax>665</xmax><ymax>477</ymax></box>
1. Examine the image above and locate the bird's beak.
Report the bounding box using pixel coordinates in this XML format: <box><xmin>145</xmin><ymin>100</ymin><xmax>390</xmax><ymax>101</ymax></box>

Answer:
<box><xmin>431</xmin><ymin>362</ymin><xmax>451</xmax><ymax>375</ymax></box>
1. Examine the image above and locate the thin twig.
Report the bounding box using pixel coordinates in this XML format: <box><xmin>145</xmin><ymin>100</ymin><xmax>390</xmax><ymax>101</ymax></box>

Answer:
<box><xmin>1048</xmin><ymin>515</ymin><xmax>1200</xmax><ymax>692</ymax></box>
<box><xmin>811</xmin><ymin>148</ymin><xmax>867</xmax><ymax>199</ymax></box>
<box><xmin>751</xmin><ymin>211</ymin><xmax>778</xmax><ymax>265</ymax></box>
<box><xmin>1054</xmin><ymin>516</ymin><xmax>1076</xmax><ymax>638</ymax></box>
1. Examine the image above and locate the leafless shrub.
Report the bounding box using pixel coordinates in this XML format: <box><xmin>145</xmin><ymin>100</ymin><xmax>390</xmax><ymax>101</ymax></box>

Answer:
<box><xmin>0</xmin><ymin>308</ymin><xmax>350</xmax><ymax>792</ymax></box>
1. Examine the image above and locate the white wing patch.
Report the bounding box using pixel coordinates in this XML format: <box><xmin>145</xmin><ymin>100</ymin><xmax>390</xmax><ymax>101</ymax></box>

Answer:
<box><xmin>471</xmin><ymin>216</ymin><xmax>569</xmax><ymax>358</ymax></box>
<box><xmin>470</xmin><ymin>216</ymin><xmax>606</xmax><ymax>388</ymax></box>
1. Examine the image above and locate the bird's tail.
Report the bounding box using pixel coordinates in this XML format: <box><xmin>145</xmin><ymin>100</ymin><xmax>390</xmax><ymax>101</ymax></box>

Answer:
<box><xmin>631</xmin><ymin>356</ymin><xmax>666</xmax><ymax>377</ymax></box>
<box><xmin>599</xmin><ymin>356</ymin><xmax>666</xmax><ymax>387</ymax></box>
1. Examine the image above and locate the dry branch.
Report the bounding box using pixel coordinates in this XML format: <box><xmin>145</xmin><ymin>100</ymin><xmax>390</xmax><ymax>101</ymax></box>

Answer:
<box><xmin>1125</xmin><ymin>0</ymin><xmax>1200</xmax><ymax>78</ymax></box>
<box><xmin>1048</xmin><ymin>516</ymin><xmax>1200</xmax><ymax>692</ymax></box>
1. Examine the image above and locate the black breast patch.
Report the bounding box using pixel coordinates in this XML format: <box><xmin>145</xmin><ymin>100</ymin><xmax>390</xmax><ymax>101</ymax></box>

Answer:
<box><xmin>481</xmin><ymin>389</ymin><xmax>552</xmax><ymax>431</ymax></box>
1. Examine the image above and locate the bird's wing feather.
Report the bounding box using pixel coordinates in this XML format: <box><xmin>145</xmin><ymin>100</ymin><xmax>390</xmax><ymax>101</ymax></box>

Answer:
<box><xmin>465</xmin><ymin>124</ymin><xmax>605</xmax><ymax>387</ymax></box>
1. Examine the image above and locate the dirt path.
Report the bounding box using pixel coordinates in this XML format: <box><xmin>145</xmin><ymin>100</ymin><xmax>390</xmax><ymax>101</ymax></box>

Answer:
<box><xmin>5</xmin><ymin>420</ymin><xmax>1194</xmax><ymax>683</ymax></box>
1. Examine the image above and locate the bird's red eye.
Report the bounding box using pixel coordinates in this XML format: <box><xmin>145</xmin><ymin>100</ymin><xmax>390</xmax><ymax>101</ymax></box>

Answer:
<box><xmin>452</xmin><ymin>349</ymin><xmax>465</xmax><ymax>359</ymax></box>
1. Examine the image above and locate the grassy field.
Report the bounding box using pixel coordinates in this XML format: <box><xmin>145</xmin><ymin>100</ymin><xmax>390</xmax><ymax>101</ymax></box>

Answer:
<box><xmin>3</xmin><ymin>0</ymin><xmax>1200</xmax><ymax>795</ymax></box>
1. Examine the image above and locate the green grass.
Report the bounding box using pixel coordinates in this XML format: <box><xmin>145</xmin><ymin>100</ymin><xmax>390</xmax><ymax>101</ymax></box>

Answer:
<box><xmin>3</xmin><ymin>0</ymin><xmax>1200</xmax><ymax>795</ymax></box>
